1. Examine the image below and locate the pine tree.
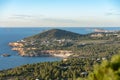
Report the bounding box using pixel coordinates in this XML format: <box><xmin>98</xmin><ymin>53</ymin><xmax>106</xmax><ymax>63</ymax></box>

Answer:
<box><xmin>87</xmin><ymin>54</ymin><xmax>120</xmax><ymax>80</ymax></box>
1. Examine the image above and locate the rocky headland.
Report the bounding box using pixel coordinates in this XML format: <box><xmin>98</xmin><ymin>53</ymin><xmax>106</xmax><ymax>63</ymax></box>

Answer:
<box><xmin>9</xmin><ymin>42</ymin><xmax>73</xmax><ymax>57</ymax></box>
<box><xmin>8</xmin><ymin>29</ymin><xmax>76</xmax><ymax>57</ymax></box>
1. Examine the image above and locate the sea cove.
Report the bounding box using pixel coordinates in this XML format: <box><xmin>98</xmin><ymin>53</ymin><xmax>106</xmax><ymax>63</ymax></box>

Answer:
<box><xmin>0</xmin><ymin>27</ymin><xmax>120</xmax><ymax>70</ymax></box>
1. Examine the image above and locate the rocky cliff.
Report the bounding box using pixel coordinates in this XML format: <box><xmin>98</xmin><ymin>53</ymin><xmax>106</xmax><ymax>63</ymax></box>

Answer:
<box><xmin>9</xmin><ymin>42</ymin><xmax>73</xmax><ymax>57</ymax></box>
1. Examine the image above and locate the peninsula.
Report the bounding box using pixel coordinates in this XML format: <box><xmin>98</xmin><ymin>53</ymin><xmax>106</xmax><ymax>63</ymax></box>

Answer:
<box><xmin>9</xmin><ymin>29</ymin><xmax>120</xmax><ymax>58</ymax></box>
<box><xmin>9</xmin><ymin>29</ymin><xmax>81</xmax><ymax>57</ymax></box>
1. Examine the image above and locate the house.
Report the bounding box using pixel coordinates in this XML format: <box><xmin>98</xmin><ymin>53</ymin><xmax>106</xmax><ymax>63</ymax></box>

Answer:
<box><xmin>81</xmin><ymin>72</ymin><xmax>88</xmax><ymax>77</ymax></box>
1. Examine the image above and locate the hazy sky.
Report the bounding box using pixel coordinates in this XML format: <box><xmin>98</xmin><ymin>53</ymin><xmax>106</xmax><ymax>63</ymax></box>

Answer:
<box><xmin>0</xmin><ymin>0</ymin><xmax>120</xmax><ymax>27</ymax></box>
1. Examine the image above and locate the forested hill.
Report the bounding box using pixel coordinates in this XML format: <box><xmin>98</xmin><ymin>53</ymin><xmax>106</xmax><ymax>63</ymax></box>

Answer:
<box><xmin>24</xmin><ymin>29</ymin><xmax>83</xmax><ymax>40</ymax></box>
<box><xmin>1</xmin><ymin>54</ymin><xmax>120</xmax><ymax>80</ymax></box>
<box><xmin>24</xmin><ymin>29</ymin><xmax>120</xmax><ymax>41</ymax></box>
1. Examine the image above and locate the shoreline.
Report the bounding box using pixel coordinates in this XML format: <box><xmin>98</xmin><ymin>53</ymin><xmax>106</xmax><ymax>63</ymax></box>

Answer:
<box><xmin>9</xmin><ymin>42</ymin><xmax>73</xmax><ymax>58</ymax></box>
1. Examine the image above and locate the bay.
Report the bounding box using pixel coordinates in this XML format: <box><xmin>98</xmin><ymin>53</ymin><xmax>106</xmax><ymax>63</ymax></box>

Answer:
<box><xmin>0</xmin><ymin>27</ymin><xmax>120</xmax><ymax>70</ymax></box>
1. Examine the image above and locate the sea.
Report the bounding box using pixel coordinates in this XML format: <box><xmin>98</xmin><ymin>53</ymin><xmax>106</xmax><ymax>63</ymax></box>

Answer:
<box><xmin>0</xmin><ymin>27</ymin><xmax>120</xmax><ymax>70</ymax></box>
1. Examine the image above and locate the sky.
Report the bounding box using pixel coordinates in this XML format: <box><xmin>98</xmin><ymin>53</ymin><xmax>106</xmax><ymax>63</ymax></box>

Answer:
<box><xmin>0</xmin><ymin>0</ymin><xmax>120</xmax><ymax>27</ymax></box>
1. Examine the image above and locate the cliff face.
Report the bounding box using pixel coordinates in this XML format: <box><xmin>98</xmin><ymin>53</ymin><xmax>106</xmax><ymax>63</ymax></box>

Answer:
<box><xmin>12</xmin><ymin>47</ymin><xmax>25</xmax><ymax>56</ymax></box>
<box><xmin>9</xmin><ymin>42</ymin><xmax>26</xmax><ymax>56</ymax></box>
<box><xmin>9</xmin><ymin>42</ymin><xmax>24</xmax><ymax>47</ymax></box>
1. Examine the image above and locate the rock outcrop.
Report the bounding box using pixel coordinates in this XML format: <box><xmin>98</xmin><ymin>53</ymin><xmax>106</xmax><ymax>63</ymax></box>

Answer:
<box><xmin>1</xmin><ymin>54</ymin><xmax>11</xmax><ymax>57</ymax></box>
<box><xmin>9</xmin><ymin>42</ymin><xmax>24</xmax><ymax>47</ymax></box>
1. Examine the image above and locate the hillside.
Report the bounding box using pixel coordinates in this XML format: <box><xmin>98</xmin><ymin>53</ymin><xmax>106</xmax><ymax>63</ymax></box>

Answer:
<box><xmin>24</xmin><ymin>29</ymin><xmax>83</xmax><ymax>41</ymax></box>
<box><xmin>1</xmin><ymin>54</ymin><xmax>120</xmax><ymax>80</ymax></box>
<box><xmin>9</xmin><ymin>29</ymin><xmax>84</xmax><ymax>57</ymax></box>
<box><xmin>0</xmin><ymin>57</ymin><xmax>96</xmax><ymax>80</ymax></box>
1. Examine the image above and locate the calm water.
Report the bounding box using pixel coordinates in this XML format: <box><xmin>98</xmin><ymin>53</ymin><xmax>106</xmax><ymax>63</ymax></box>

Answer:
<box><xmin>0</xmin><ymin>27</ymin><xmax>120</xmax><ymax>70</ymax></box>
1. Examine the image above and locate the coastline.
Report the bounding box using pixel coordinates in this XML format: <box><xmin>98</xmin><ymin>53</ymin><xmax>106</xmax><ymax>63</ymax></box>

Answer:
<box><xmin>9</xmin><ymin>42</ymin><xmax>73</xmax><ymax>58</ymax></box>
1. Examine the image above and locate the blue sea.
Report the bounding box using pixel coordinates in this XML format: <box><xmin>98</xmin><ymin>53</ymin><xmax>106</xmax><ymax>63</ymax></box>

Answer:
<box><xmin>0</xmin><ymin>27</ymin><xmax>120</xmax><ymax>70</ymax></box>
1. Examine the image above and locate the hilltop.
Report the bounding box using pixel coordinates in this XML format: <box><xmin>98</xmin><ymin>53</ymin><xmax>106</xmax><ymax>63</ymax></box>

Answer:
<box><xmin>24</xmin><ymin>29</ymin><xmax>83</xmax><ymax>40</ymax></box>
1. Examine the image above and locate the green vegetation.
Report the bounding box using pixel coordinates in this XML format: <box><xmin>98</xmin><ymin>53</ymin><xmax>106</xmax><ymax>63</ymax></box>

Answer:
<box><xmin>25</xmin><ymin>29</ymin><xmax>83</xmax><ymax>40</ymax></box>
<box><xmin>12</xmin><ymin>29</ymin><xmax>120</xmax><ymax>57</ymax></box>
<box><xmin>5</xmin><ymin>29</ymin><xmax>120</xmax><ymax>80</ymax></box>
<box><xmin>1</xmin><ymin>54</ymin><xmax>120</xmax><ymax>80</ymax></box>
<box><xmin>87</xmin><ymin>54</ymin><xmax>120</xmax><ymax>80</ymax></box>
<box><xmin>0</xmin><ymin>57</ymin><xmax>95</xmax><ymax>80</ymax></box>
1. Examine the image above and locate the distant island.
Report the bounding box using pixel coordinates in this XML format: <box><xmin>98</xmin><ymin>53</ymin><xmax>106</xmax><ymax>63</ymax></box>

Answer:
<box><xmin>9</xmin><ymin>29</ymin><xmax>120</xmax><ymax>58</ymax></box>
<box><xmin>1</xmin><ymin>54</ymin><xmax>11</xmax><ymax>57</ymax></box>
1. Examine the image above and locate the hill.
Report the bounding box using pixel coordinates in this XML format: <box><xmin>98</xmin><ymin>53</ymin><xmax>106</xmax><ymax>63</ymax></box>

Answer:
<box><xmin>9</xmin><ymin>29</ymin><xmax>120</xmax><ymax>57</ymax></box>
<box><xmin>9</xmin><ymin>29</ymin><xmax>85</xmax><ymax>57</ymax></box>
<box><xmin>24</xmin><ymin>29</ymin><xmax>83</xmax><ymax>40</ymax></box>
